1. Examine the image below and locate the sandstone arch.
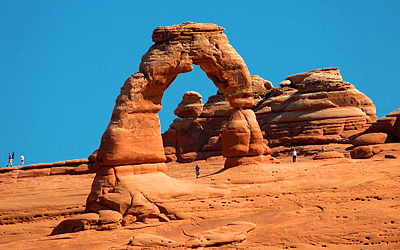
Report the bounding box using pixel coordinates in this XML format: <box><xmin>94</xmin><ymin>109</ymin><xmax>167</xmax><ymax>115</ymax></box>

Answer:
<box><xmin>96</xmin><ymin>22</ymin><xmax>264</xmax><ymax>168</ymax></box>
<box><xmin>52</xmin><ymin>23</ymin><xmax>270</xmax><ymax>231</ymax></box>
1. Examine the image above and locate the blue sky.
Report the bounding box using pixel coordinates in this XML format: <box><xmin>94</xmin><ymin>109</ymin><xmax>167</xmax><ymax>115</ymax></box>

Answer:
<box><xmin>1</xmin><ymin>1</ymin><xmax>399</xmax><ymax>166</ymax></box>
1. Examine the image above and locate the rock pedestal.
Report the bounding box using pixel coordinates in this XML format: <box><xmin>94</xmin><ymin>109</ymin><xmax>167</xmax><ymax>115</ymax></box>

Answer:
<box><xmin>222</xmin><ymin>108</ymin><xmax>267</xmax><ymax>168</ymax></box>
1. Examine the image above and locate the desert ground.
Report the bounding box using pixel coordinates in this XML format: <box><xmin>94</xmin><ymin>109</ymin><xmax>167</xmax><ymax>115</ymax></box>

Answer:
<box><xmin>0</xmin><ymin>143</ymin><xmax>399</xmax><ymax>249</ymax></box>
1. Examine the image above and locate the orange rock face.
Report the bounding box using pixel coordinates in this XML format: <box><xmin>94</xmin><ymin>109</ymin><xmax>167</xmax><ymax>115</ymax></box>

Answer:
<box><xmin>82</xmin><ymin>22</ymin><xmax>266</xmax><ymax>231</ymax></box>
<box><xmin>222</xmin><ymin>109</ymin><xmax>263</xmax><ymax>158</ymax></box>
<box><xmin>96</xmin><ymin>22</ymin><xmax>259</xmax><ymax>168</ymax></box>
<box><xmin>163</xmin><ymin>67</ymin><xmax>378</xmax><ymax>162</ymax></box>
<box><xmin>174</xmin><ymin>91</ymin><xmax>203</xmax><ymax>118</ymax></box>
<box><xmin>96</xmin><ymin>74</ymin><xmax>166</xmax><ymax>167</ymax></box>
<box><xmin>367</xmin><ymin>108</ymin><xmax>400</xmax><ymax>141</ymax></box>
<box><xmin>257</xmin><ymin>68</ymin><xmax>376</xmax><ymax>146</ymax></box>
<box><xmin>352</xmin><ymin>132</ymin><xmax>388</xmax><ymax>146</ymax></box>
<box><xmin>350</xmin><ymin>146</ymin><xmax>374</xmax><ymax>159</ymax></box>
<box><xmin>312</xmin><ymin>151</ymin><xmax>345</xmax><ymax>160</ymax></box>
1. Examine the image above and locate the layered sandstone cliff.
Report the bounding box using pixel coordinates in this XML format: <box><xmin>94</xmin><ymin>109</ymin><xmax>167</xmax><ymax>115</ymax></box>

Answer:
<box><xmin>163</xmin><ymin>67</ymin><xmax>378</xmax><ymax>162</ymax></box>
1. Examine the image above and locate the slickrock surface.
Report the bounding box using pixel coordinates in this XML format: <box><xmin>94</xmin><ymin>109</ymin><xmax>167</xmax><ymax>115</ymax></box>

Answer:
<box><xmin>1</xmin><ymin>143</ymin><xmax>400</xmax><ymax>249</ymax></box>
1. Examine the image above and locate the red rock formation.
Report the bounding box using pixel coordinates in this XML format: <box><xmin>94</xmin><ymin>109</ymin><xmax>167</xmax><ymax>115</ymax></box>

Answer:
<box><xmin>163</xmin><ymin>67</ymin><xmax>377</xmax><ymax>162</ymax></box>
<box><xmin>174</xmin><ymin>91</ymin><xmax>203</xmax><ymax>118</ymax></box>
<box><xmin>257</xmin><ymin>68</ymin><xmax>376</xmax><ymax>147</ymax></box>
<box><xmin>352</xmin><ymin>132</ymin><xmax>388</xmax><ymax>146</ymax></box>
<box><xmin>68</xmin><ymin>22</ymin><xmax>266</xmax><ymax>233</ymax></box>
<box><xmin>366</xmin><ymin>108</ymin><xmax>400</xmax><ymax>141</ymax></box>
<box><xmin>350</xmin><ymin>145</ymin><xmax>383</xmax><ymax>159</ymax></box>
<box><xmin>312</xmin><ymin>151</ymin><xmax>345</xmax><ymax>160</ymax></box>
<box><xmin>163</xmin><ymin>74</ymin><xmax>275</xmax><ymax>163</ymax></box>
<box><xmin>350</xmin><ymin>146</ymin><xmax>374</xmax><ymax>159</ymax></box>
<box><xmin>251</xmin><ymin>75</ymin><xmax>273</xmax><ymax>92</ymax></box>
<box><xmin>96</xmin><ymin>22</ymin><xmax>260</xmax><ymax>168</ymax></box>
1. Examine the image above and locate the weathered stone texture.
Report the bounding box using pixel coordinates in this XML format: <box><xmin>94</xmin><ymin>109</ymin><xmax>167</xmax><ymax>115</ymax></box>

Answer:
<box><xmin>96</xmin><ymin>22</ymin><xmax>259</xmax><ymax>168</ymax></box>
<box><xmin>164</xmin><ymin>67</ymin><xmax>378</xmax><ymax>162</ymax></box>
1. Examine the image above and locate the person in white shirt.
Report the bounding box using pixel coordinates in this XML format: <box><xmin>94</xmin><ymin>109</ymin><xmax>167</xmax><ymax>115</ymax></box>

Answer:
<box><xmin>292</xmin><ymin>149</ymin><xmax>297</xmax><ymax>162</ymax></box>
<box><xmin>20</xmin><ymin>154</ymin><xmax>24</xmax><ymax>166</ymax></box>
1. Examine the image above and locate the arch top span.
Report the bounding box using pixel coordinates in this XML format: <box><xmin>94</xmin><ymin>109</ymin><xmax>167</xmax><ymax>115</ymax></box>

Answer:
<box><xmin>139</xmin><ymin>21</ymin><xmax>254</xmax><ymax>109</ymax></box>
<box><xmin>96</xmin><ymin>22</ymin><xmax>263</xmax><ymax>168</ymax></box>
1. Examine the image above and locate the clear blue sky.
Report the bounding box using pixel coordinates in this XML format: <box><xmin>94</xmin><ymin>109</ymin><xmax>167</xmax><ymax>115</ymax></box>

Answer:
<box><xmin>1</xmin><ymin>1</ymin><xmax>399</xmax><ymax>166</ymax></box>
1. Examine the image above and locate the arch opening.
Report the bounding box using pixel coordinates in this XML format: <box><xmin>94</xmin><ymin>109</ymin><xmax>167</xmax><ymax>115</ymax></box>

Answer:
<box><xmin>159</xmin><ymin>65</ymin><xmax>217</xmax><ymax>133</ymax></box>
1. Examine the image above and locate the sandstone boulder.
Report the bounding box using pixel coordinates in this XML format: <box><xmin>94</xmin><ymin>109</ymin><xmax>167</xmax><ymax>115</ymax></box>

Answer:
<box><xmin>73</xmin><ymin>163</ymin><xmax>99</xmax><ymax>175</ymax></box>
<box><xmin>100</xmin><ymin>189</ymin><xmax>132</xmax><ymax>215</ymax></box>
<box><xmin>88</xmin><ymin>149</ymin><xmax>98</xmax><ymax>162</ymax></box>
<box><xmin>224</xmin><ymin>155</ymin><xmax>277</xmax><ymax>169</ymax></box>
<box><xmin>313</xmin><ymin>151</ymin><xmax>345</xmax><ymax>160</ymax></box>
<box><xmin>202</xmin><ymin>135</ymin><xmax>222</xmax><ymax>151</ymax></box>
<box><xmin>279</xmin><ymin>79</ymin><xmax>291</xmax><ymax>87</ymax></box>
<box><xmin>373</xmin><ymin>145</ymin><xmax>383</xmax><ymax>155</ymax></box>
<box><xmin>350</xmin><ymin>146</ymin><xmax>373</xmax><ymax>159</ymax></box>
<box><xmin>51</xmin><ymin>213</ymin><xmax>99</xmax><ymax>235</ymax></box>
<box><xmin>201</xmin><ymin>93</ymin><xmax>233</xmax><ymax>117</ymax></box>
<box><xmin>352</xmin><ymin>132</ymin><xmax>388</xmax><ymax>146</ymax></box>
<box><xmin>251</xmin><ymin>75</ymin><xmax>273</xmax><ymax>92</ymax></box>
<box><xmin>99</xmin><ymin>210</ymin><xmax>122</xmax><ymax>225</ymax></box>
<box><xmin>367</xmin><ymin>108</ymin><xmax>400</xmax><ymax>141</ymax></box>
<box><xmin>174</xmin><ymin>91</ymin><xmax>203</xmax><ymax>118</ymax></box>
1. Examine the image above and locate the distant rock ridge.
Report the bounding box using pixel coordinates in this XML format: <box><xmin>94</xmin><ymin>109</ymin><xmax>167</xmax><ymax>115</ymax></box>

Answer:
<box><xmin>0</xmin><ymin>158</ymin><xmax>97</xmax><ymax>183</ymax></box>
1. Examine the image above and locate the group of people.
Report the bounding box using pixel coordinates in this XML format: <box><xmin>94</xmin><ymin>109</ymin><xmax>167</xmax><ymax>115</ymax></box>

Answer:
<box><xmin>6</xmin><ymin>152</ymin><xmax>24</xmax><ymax>167</ymax></box>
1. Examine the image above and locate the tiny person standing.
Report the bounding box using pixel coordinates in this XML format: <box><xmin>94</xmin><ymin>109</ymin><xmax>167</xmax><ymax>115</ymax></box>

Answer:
<box><xmin>20</xmin><ymin>154</ymin><xmax>24</xmax><ymax>166</ymax></box>
<box><xmin>292</xmin><ymin>149</ymin><xmax>297</xmax><ymax>162</ymax></box>
<box><xmin>195</xmin><ymin>165</ymin><xmax>200</xmax><ymax>178</ymax></box>
<box><xmin>6</xmin><ymin>153</ymin><xmax>12</xmax><ymax>167</ymax></box>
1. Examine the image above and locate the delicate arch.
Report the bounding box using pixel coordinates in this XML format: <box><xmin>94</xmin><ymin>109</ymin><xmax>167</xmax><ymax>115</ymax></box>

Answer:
<box><xmin>96</xmin><ymin>22</ymin><xmax>262</xmax><ymax>167</ymax></box>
